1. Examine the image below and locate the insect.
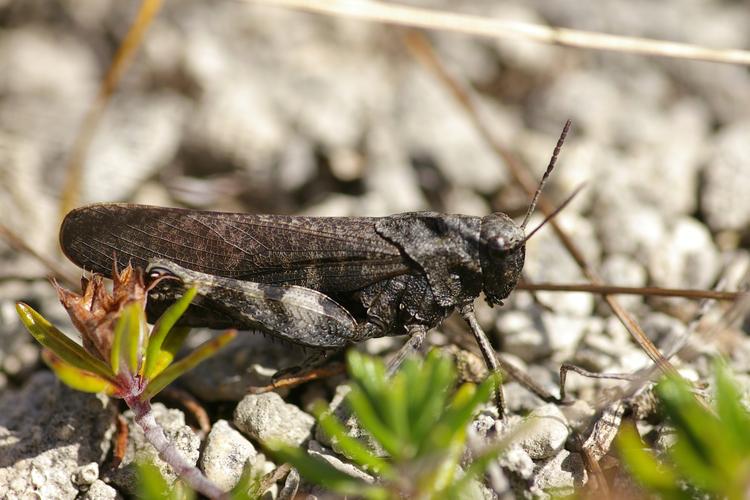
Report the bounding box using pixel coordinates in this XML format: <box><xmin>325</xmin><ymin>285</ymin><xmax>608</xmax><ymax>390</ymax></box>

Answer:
<box><xmin>59</xmin><ymin>123</ymin><xmax>573</xmax><ymax>416</ymax></box>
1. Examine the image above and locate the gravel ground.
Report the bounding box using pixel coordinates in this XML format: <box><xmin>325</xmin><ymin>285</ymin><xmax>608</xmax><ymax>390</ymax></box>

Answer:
<box><xmin>1</xmin><ymin>0</ymin><xmax>749</xmax><ymax>498</ymax></box>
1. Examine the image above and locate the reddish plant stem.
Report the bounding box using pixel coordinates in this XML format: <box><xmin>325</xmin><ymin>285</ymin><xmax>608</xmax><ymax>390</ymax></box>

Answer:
<box><xmin>124</xmin><ymin>395</ymin><xmax>225</xmax><ymax>499</ymax></box>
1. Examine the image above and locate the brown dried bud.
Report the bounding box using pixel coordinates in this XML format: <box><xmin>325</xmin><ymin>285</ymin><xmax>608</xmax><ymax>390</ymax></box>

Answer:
<box><xmin>54</xmin><ymin>263</ymin><xmax>147</xmax><ymax>362</ymax></box>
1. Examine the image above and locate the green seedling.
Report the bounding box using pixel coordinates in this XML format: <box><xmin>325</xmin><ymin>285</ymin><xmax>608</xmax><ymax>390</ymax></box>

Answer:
<box><xmin>267</xmin><ymin>349</ymin><xmax>508</xmax><ymax>500</ymax></box>
<box><xmin>618</xmin><ymin>362</ymin><xmax>750</xmax><ymax>500</ymax></box>
<box><xmin>17</xmin><ymin>265</ymin><xmax>236</xmax><ymax>499</ymax></box>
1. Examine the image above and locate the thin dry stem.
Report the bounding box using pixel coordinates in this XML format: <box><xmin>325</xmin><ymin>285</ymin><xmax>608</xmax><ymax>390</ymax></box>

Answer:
<box><xmin>518</xmin><ymin>282</ymin><xmax>744</xmax><ymax>302</ymax></box>
<box><xmin>248</xmin><ymin>0</ymin><xmax>750</xmax><ymax>66</ymax></box>
<box><xmin>125</xmin><ymin>395</ymin><xmax>225</xmax><ymax>498</ymax></box>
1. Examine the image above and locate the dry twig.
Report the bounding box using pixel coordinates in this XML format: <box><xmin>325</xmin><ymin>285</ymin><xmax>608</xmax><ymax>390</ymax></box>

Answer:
<box><xmin>249</xmin><ymin>0</ymin><xmax>750</xmax><ymax>66</ymax></box>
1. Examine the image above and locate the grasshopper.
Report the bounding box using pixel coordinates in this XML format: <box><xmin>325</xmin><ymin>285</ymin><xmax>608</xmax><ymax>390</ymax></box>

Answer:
<box><xmin>59</xmin><ymin>124</ymin><xmax>573</xmax><ymax>416</ymax></box>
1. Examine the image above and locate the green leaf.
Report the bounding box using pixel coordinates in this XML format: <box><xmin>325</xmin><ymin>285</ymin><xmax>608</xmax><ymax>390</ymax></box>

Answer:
<box><xmin>714</xmin><ymin>361</ymin><xmax>750</xmax><ymax>453</ymax></box>
<box><xmin>409</xmin><ymin>351</ymin><xmax>455</xmax><ymax>448</ymax></box>
<box><xmin>110</xmin><ymin>308</ymin><xmax>127</xmax><ymax>375</ymax></box>
<box><xmin>16</xmin><ymin>302</ymin><xmax>114</xmax><ymax>380</ymax></box>
<box><xmin>146</xmin><ymin>326</ymin><xmax>191</xmax><ymax>380</ymax></box>
<box><xmin>144</xmin><ymin>330</ymin><xmax>236</xmax><ymax>399</ymax></box>
<box><xmin>617</xmin><ymin>423</ymin><xmax>680</xmax><ymax>493</ymax></box>
<box><xmin>114</xmin><ymin>303</ymin><xmax>145</xmax><ymax>375</ymax></box>
<box><xmin>136</xmin><ymin>460</ymin><xmax>195</xmax><ymax>500</ymax></box>
<box><xmin>347</xmin><ymin>351</ymin><xmax>390</xmax><ymax>425</ymax></box>
<box><xmin>144</xmin><ymin>287</ymin><xmax>197</xmax><ymax>379</ymax></box>
<box><xmin>346</xmin><ymin>384</ymin><xmax>401</xmax><ymax>457</ymax></box>
<box><xmin>313</xmin><ymin>401</ymin><xmax>391</xmax><ymax>476</ymax></box>
<box><xmin>383</xmin><ymin>368</ymin><xmax>410</xmax><ymax>456</ymax></box>
<box><xmin>228</xmin><ymin>461</ymin><xmax>263</xmax><ymax>500</ymax></box>
<box><xmin>657</xmin><ymin>376</ymin><xmax>735</xmax><ymax>490</ymax></box>
<box><xmin>42</xmin><ymin>350</ymin><xmax>117</xmax><ymax>395</ymax></box>
<box><xmin>266</xmin><ymin>440</ymin><xmax>387</xmax><ymax>499</ymax></box>
<box><xmin>432</xmin><ymin>374</ymin><xmax>496</xmax><ymax>451</ymax></box>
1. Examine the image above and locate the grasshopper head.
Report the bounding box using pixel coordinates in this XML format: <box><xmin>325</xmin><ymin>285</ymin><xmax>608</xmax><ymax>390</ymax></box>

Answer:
<box><xmin>479</xmin><ymin>213</ymin><xmax>525</xmax><ymax>307</ymax></box>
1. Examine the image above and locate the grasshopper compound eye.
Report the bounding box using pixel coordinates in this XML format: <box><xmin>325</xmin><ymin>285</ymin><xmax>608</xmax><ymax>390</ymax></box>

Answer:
<box><xmin>147</xmin><ymin>267</ymin><xmax>177</xmax><ymax>281</ymax></box>
<box><xmin>479</xmin><ymin>213</ymin><xmax>526</xmax><ymax>307</ymax></box>
<box><xmin>144</xmin><ymin>265</ymin><xmax>183</xmax><ymax>293</ymax></box>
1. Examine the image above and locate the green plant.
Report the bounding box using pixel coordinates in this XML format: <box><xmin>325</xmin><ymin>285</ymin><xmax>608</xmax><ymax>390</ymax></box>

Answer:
<box><xmin>268</xmin><ymin>349</ymin><xmax>507</xmax><ymax>499</ymax></box>
<box><xmin>618</xmin><ymin>362</ymin><xmax>750</xmax><ymax>500</ymax></box>
<box><xmin>16</xmin><ymin>265</ymin><xmax>236</xmax><ymax>498</ymax></box>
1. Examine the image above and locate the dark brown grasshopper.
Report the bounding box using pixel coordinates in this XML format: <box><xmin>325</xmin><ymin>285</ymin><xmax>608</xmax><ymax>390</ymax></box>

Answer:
<box><xmin>59</xmin><ymin>124</ymin><xmax>573</xmax><ymax>416</ymax></box>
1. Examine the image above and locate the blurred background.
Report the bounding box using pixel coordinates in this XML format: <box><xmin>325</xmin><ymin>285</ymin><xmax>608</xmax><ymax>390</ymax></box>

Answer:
<box><xmin>1</xmin><ymin>0</ymin><xmax>750</xmax><ymax>405</ymax></box>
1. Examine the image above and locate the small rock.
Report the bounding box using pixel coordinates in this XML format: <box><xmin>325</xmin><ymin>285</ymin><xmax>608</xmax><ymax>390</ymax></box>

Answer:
<box><xmin>529</xmin><ymin>70</ymin><xmax>622</xmax><ymax>141</ymax></box>
<box><xmin>498</xmin><ymin>308</ymin><xmax>591</xmax><ymax>362</ymax></box>
<box><xmin>524</xmin><ymin>213</ymin><xmax>599</xmax><ymax>316</ymax></box>
<box><xmin>365</xmin><ymin>123</ymin><xmax>427</xmax><ymax>213</ymax></box>
<box><xmin>531</xmin><ymin>449</ymin><xmax>586</xmax><ymax>496</ymax></box>
<box><xmin>0</xmin><ymin>372</ymin><xmax>115</xmax><ymax>499</ymax></box>
<box><xmin>516</xmin><ymin>404</ymin><xmax>570</xmax><ymax>460</ymax></box>
<box><xmin>489</xmin><ymin>4</ymin><xmax>564</xmax><ymax>74</ymax></box>
<box><xmin>234</xmin><ymin>392</ymin><xmax>315</xmax><ymax>447</ymax></box>
<box><xmin>83</xmin><ymin>92</ymin><xmax>187</xmax><ymax>203</ymax></box>
<box><xmin>498</xmin><ymin>444</ymin><xmax>535</xmax><ymax>480</ymax></box>
<box><xmin>81</xmin><ymin>480</ymin><xmax>120</xmax><ymax>500</ymax></box>
<box><xmin>648</xmin><ymin>216</ymin><xmax>720</xmax><ymax>289</ymax></box>
<box><xmin>560</xmin><ymin>400</ymin><xmax>596</xmax><ymax>431</ymax></box>
<box><xmin>71</xmin><ymin>462</ymin><xmax>99</xmax><ymax>488</ymax></box>
<box><xmin>702</xmin><ymin>120</ymin><xmax>750</xmax><ymax>231</ymax></box>
<box><xmin>398</xmin><ymin>67</ymin><xmax>510</xmax><ymax>195</ymax></box>
<box><xmin>593</xmin><ymin>191</ymin><xmax>666</xmax><ymax>259</ymax></box>
<box><xmin>599</xmin><ymin>254</ymin><xmax>648</xmax><ymax>311</ymax></box>
<box><xmin>201</xmin><ymin>420</ymin><xmax>259</xmax><ymax>492</ymax></box>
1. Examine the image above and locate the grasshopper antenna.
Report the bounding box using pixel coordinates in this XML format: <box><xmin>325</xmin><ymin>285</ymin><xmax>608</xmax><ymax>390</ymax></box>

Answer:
<box><xmin>523</xmin><ymin>181</ymin><xmax>586</xmax><ymax>243</ymax></box>
<box><xmin>520</xmin><ymin>119</ymin><xmax>571</xmax><ymax>230</ymax></box>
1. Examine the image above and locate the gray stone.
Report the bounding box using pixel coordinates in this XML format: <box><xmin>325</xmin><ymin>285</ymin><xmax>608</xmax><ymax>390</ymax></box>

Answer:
<box><xmin>648</xmin><ymin>216</ymin><xmax>720</xmax><ymax>289</ymax></box>
<box><xmin>234</xmin><ymin>392</ymin><xmax>315</xmax><ymax>447</ymax></box>
<box><xmin>498</xmin><ymin>444</ymin><xmax>535</xmax><ymax>481</ymax></box>
<box><xmin>201</xmin><ymin>419</ymin><xmax>259</xmax><ymax>492</ymax></box>
<box><xmin>702</xmin><ymin>120</ymin><xmax>750</xmax><ymax>231</ymax></box>
<box><xmin>83</xmin><ymin>92</ymin><xmax>188</xmax><ymax>203</ymax></box>
<box><xmin>72</xmin><ymin>462</ymin><xmax>100</xmax><ymax>488</ymax></box>
<box><xmin>107</xmin><ymin>403</ymin><xmax>200</xmax><ymax>494</ymax></box>
<box><xmin>0</xmin><ymin>131</ymin><xmax>58</xmax><ymax>252</ymax></box>
<box><xmin>594</xmin><ymin>194</ymin><xmax>667</xmax><ymax>260</ymax></box>
<box><xmin>529</xmin><ymin>70</ymin><xmax>622</xmax><ymax>141</ymax></box>
<box><xmin>516</xmin><ymin>404</ymin><xmax>570</xmax><ymax>460</ymax></box>
<box><xmin>497</xmin><ymin>307</ymin><xmax>593</xmax><ymax>362</ymax></box>
<box><xmin>0</xmin><ymin>372</ymin><xmax>115</xmax><ymax>499</ymax></box>
<box><xmin>560</xmin><ymin>400</ymin><xmax>596</xmax><ymax>431</ymax></box>
<box><xmin>470</xmin><ymin>413</ymin><xmax>535</xmax><ymax>478</ymax></box>
<box><xmin>81</xmin><ymin>480</ymin><xmax>121</xmax><ymax>500</ymax></box>
<box><xmin>524</xmin><ymin>213</ymin><xmax>599</xmax><ymax>316</ymax></box>
<box><xmin>531</xmin><ymin>449</ymin><xmax>586</xmax><ymax>497</ymax></box>
<box><xmin>599</xmin><ymin>254</ymin><xmax>648</xmax><ymax>311</ymax></box>
<box><xmin>398</xmin><ymin>67</ymin><xmax>510</xmax><ymax>195</ymax></box>
<box><xmin>186</xmin><ymin>77</ymin><xmax>288</xmax><ymax>185</ymax></box>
